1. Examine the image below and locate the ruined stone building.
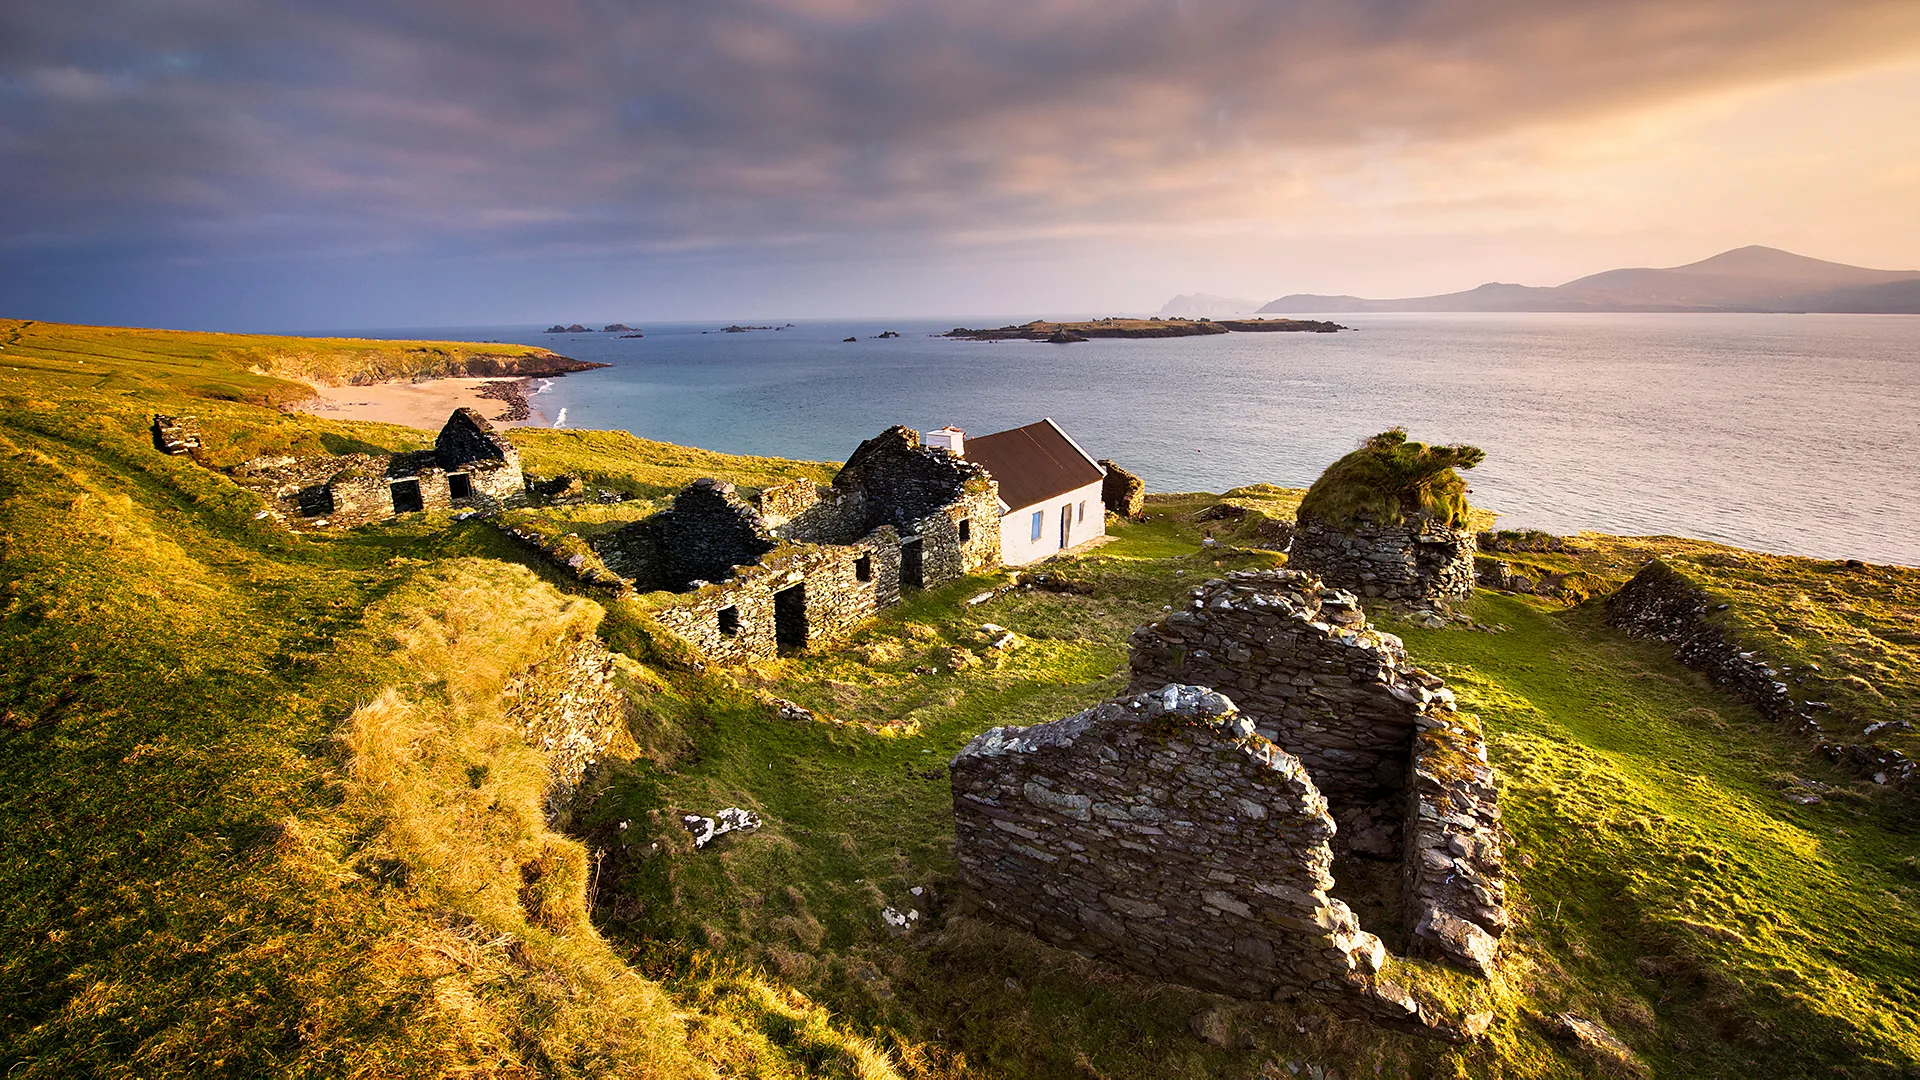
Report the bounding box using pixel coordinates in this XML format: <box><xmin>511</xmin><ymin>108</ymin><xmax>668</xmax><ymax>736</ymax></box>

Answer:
<box><xmin>593</xmin><ymin>426</ymin><xmax>1003</xmax><ymax>663</ymax></box>
<box><xmin>951</xmin><ymin>569</ymin><xmax>1506</xmax><ymax>1013</ymax></box>
<box><xmin>230</xmin><ymin>408</ymin><xmax>527</xmax><ymax>526</ymax></box>
<box><xmin>1288</xmin><ymin>517</ymin><xmax>1476</xmax><ymax>603</ymax></box>
<box><xmin>938</xmin><ymin>419</ymin><xmax>1108</xmax><ymax>566</ymax></box>
<box><xmin>1286</xmin><ymin>430</ymin><xmax>1481</xmax><ymax>603</ymax></box>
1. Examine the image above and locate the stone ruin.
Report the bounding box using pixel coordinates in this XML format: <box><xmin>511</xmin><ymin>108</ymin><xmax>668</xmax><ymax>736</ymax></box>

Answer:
<box><xmin>1098</xmin><ymin>458</ymin><xmax>1145</xmax><ymax>519</ymax></box>
<box><xmin>1288</xmin><ymin>516</ymin><xmax>1476</xmax><ymax>603</ymax></box>
<box><xmin>596</xmin><ymin>426</ymin><xmax>1003</xmax><ymax>663</ymax></box>
<box><xmin>151</xmin><ymin>414</ymin><xmax>202</xmax><ymax>456</ymax></box>
<box><xmin>951</xmin><ymin>569</ymin><xmax>1507</xmax><ymax>1016</ymax></box>
<box><xmin>225</xmin><ymin>408</ymin><xmax>526</xmax><ymax>526</ymax></box>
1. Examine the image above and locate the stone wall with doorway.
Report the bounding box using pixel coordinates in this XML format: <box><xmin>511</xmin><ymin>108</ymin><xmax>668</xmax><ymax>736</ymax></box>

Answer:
<box><xmin>650</xmin><ymin>536</ymin><xmax>900</xmax><ymax>663</ymax></box>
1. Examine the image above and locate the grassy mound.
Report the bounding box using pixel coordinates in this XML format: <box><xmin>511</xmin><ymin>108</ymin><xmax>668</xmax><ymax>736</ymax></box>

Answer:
<box><xmin>1296</xmin><ymin>429</ymin><xmax>1484</xmax><ymax>528</ymax></box>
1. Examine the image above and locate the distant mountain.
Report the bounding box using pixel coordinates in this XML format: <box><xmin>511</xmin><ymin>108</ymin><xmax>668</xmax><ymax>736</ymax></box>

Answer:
<box><xmin>1158</xmin><ymin>292</ymin><xmax>1263</xmax><ymax>317</ymax></box>
<box><xmin>1256</xmin><ymin>246</ymin><xmax>1920</xmax><ymax>314</ymax></box>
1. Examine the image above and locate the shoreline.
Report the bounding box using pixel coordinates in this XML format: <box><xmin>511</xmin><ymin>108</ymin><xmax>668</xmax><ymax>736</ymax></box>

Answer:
<box><xmin>297</xmin><ymin>375</ymin><xmax>551</xmax><ymax>430</ymax></box>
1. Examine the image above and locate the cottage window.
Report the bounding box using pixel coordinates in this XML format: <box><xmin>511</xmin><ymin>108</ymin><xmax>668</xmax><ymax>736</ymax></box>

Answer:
<box><xmin>958</xmin><ymin>518</ymin><xmax>971</xmax><ymax>543</ymax></box>
<box><xmin>1077</xmin><ymin>500</ymin><xmax>1085</xmax><ymax>522</ymax></box>
<box><xmin>1030</xmin><ymin>510</ymin><xmax>1043</xmax><ymax>541</ymax></box>
<box><xmin>855</xmin><ymin>554</ymin><xmax>872</xmax><ymax>582</ymax></box>
<box><xmin>448</xmin><ymin>473</ymin><xmax>473</xmax><ymax>500</ymax></box>
<box><xmin>717</xmin><ymin>605</ymin><xmax>741</xmax><ymax>637</ymax></box>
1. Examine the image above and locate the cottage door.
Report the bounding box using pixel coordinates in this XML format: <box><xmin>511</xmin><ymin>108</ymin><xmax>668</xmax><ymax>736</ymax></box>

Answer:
<box><xmin>1060</xmin><ymin>503</ymin><xmax>1072</xmax><ymax>549</ymax></box>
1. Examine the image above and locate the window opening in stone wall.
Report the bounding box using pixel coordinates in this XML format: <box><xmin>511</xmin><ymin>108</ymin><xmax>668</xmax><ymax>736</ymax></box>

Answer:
<box><xmin>448</xmin><ymin>473</ymin><xmax>473</xmax><ymax>500</ymax></box>
<box><xmin>900</xmin><ymin>537</ymin><xmax>924</xmax><ymax>589</ymax></box>
<box><xmin>390</xmin><ymin>478</ymin><xmax>424</xmax><ymax>514</ymax></box>
<box><xmin>717</xmin><ymin>605</ymin><xmax>741</xmax><ymax>637</ymax></box>
<box><xmin>773</xmin><ymin>584</ymin><xmax>807</xmax><ymax>647</ymax></box>
<box><xmin>855</xmin><ymin>554</ymin><xmax>872</xmax><ymax>582</ymax></box>
<box><xmin>1030</xmin><ymin>510</ymin><xmax>1043</xmax><ymax>541</ymax></box>
<box><xmin>958</xmin><ymin>518</ymin><xmax>971</xmax><ymax>543</ymax></box>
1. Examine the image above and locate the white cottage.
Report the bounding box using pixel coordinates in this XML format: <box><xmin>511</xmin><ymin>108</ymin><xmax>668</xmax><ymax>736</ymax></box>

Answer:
<box><xmin>931</xmin><ymin>419</ymin><xmax>1106</xmax><ymax>567</ymax></box>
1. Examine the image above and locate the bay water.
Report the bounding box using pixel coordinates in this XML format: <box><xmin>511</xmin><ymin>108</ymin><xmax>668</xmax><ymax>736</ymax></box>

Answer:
<box><xmin>345</xmin><ymin>313</ymin><xmax>1920</xmax><ymax>566</ymax></box>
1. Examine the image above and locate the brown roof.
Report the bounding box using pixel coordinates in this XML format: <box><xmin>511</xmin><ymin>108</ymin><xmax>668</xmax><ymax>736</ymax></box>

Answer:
<box><xmin>963</xmin><ymin>419</ymin><xmax>1105</xmax><ymax>512</ymax></box>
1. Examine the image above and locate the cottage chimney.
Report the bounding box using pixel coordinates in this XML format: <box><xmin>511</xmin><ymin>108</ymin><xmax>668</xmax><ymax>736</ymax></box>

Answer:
<box><xmin>924</xmin><ymin>426</ymin><xmax>966</xmax><ymax>457</ymax></box>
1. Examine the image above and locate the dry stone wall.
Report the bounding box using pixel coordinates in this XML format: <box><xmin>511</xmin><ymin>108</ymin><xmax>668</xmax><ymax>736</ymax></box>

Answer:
<box><xmin>501</xmin><ymin>631</ymin><xmax>638</xmax><ymax>824</ymax></box>
<box><xmin>1006</xmin><ymin>568</ymin><xmax>1510</xmax><ymax>977</ymax></box>
<box><xmin>950</xmin><ymin>684</ymin><xmax>1392</xmax><ymax>1000</ymax></box>
<box><xmin>1128</xmin><ymin>570</ymin><xmax>1418</xmax><ymax>808</ymax></box>
<box><xmin>649</xmin><ymin>534</ymin><xmax>901</xmax><ymax>663</ymax></box>
<box><xmin>1608</xmin><ymin>559</ymin><xmax>1914</xmax><ymax>788</ymax></box>
<box><xmin>1097</xmin><ymin>458</ymin><xmax>1145</xmax><ymax>518</ymax></box>
<box><xmin>1289</xmin><ymin>516</ymin><xmax>1475</xmax><ymax>602</ymax></box>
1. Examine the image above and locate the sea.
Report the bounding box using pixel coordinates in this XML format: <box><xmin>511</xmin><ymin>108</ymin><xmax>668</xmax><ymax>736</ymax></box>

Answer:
<box><xmin>339</xmin><ymin>313</ymin><xmax>1920</xmax><ymax>566</ymax></box>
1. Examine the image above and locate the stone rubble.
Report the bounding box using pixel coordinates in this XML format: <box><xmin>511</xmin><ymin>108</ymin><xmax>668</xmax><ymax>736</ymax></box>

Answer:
<box><xmin>683</xmin><ymin>806</ymin><xmax>763</xmax><ymax>849</ymax></box>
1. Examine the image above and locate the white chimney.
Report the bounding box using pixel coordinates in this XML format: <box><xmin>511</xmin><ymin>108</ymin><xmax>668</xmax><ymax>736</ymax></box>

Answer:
<box><xmin>924</xmin><ymin>426</ymin><xmax>966</xmax><ymax>457</ymax></box>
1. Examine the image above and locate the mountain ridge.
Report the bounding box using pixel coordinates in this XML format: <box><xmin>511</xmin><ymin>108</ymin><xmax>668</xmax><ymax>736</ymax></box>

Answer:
<box><xmin>1249</xmin><ymin>246</ymin><xmax>1920</xmax><ymax>314</ymax></box>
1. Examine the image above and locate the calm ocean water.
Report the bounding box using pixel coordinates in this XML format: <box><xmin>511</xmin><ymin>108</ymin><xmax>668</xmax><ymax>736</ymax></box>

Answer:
<box><xmin>346</xmin><ymin>313</ymin><xmax>1920</xmax><ymax>566</ymax></box>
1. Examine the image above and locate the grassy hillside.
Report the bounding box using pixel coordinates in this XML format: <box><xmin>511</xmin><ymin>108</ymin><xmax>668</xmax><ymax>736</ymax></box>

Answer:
<box><xmin>1</xmin><ymin>321</ymin><xmax>1916</xmax><ymax>1078</ymax></box>
<box><xmin>0</xmin><ymin>318</ymin><xmax>585</xmax><ymax>403</ymax></box>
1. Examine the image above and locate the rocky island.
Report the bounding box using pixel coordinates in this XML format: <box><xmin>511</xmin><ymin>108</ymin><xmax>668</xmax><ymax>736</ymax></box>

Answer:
<box><xmin>945</xmin><ymin>316</ymin><xmax>1348</xmax><ymax>341</ymax></box>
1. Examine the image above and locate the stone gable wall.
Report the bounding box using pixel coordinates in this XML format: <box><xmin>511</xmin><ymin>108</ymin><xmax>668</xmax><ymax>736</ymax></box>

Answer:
<box><xmin>1127</xmin><ymin>570</ymin><xmax>1421</xmax><ymax>806</ymax></box>
<box><xmin>1098</xmin><ymin>458</ymin><xmax>1144</xmax><ymax>518</ymax></box>
<box><xmin>1289</xmin><ymin>516</ymin><xmax>1475</xmax><ymax>602</ymax></box>
<box><xmin>835</xmin><ymin>426</ymin><xmax>992</xmax><ymax>531</ymax></box>
<box><xmin>962</xmin><ymin>569</ymin><xmax>1512</xmax><ymax>979</ymax></box>
<box><xmin>950</xmin><ymin>684</ymin><xmax>1391</xmax><ymax>1001</ymax></box>
<box><xmin>435</xmin><ymin>406</ymin><xmax>518</xmax><ymax>469</ymax></box>
<box><xmin>651</xmin><ymin>478</ymin><xmax>778</xmax><ymax>589</ymax></box>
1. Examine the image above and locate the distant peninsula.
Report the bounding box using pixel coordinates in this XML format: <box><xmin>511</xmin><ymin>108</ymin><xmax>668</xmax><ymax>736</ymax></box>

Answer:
<box><xmin>1243</xmin><ymin>246</ymin><xmax>1920</xmax><ymax>315</ymax></box>
<box><xmin>945</xmin><ymin>316</ymin><xmax>1347</xmax><ymax>342</ymax></box>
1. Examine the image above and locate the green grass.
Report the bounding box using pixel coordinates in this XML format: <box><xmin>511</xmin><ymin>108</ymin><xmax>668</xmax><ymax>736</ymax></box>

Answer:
<box><xmin>1475</xmin><ymin>533</ymin><xmax>1920</xmax><ymax>763</ymax></box>
<box><xmin>0</xmin><ymin>317</ymin><xmax>575</xmax><ymax>401</ymax></box>
<box><xmin>2</xmin><ymin>320</ymin><xmax>1917</xmax><ymax>1078</ymax></box>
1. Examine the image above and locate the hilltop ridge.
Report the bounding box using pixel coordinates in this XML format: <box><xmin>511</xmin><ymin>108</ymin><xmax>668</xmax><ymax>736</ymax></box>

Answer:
<box><xmin>1244</xmin><ymin>246</ymin><xmax>1920</xmax><ymax>314</ymax></box>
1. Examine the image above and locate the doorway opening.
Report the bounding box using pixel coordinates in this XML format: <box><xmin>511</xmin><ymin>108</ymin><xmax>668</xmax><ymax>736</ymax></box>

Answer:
<box><xmin>900</xmin><ymin>537</ymin><xmax>924</xmax><ymax>589</ymax></box>
<box><xmin>773</xmin><ymin>584</ymin><xmax>808</xmax><ymax>648</ymax></box>
<box><xmin>1060</xmin><ymin>502</ymin><xmax>1073</xmax><ymax>548</ymax></box>
<box><xmin>390</xmin><ymin>478</ymin><xmax>424</xmax><ymax>514</ymax></box>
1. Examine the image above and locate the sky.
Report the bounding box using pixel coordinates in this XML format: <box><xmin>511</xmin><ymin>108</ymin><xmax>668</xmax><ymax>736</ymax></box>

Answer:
<box><xmin>3</xmin><ymin>0</ymin><xmax>1919</xmax><ymax>331</ymax></box>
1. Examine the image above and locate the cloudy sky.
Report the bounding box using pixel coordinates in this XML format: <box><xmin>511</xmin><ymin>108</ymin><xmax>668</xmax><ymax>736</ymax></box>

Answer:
<box><xmin>3</xmin><ymin>0</ymin><xmax>1919</xmax><ymax>330</ymax></box>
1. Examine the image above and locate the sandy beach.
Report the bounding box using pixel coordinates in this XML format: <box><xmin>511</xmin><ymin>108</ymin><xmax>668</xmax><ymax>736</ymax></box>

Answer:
<box><xmin>297</xmin><ymin>376</ymin><xmax>548</xmax><ymax>430</ymax></box>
